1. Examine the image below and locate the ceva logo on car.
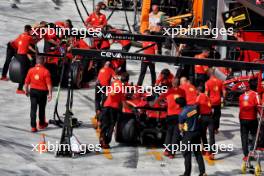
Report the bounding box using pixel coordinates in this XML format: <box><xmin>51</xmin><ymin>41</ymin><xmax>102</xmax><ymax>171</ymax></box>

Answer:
<box><xmin>101</xmin><ymin>52</ymin><xmax>122</xmax><ymax>58</ymax></box>
<box><xmin>95</xmin><ymin>32</ymin><xmax>113</xmax><ymax>39</ymax></box>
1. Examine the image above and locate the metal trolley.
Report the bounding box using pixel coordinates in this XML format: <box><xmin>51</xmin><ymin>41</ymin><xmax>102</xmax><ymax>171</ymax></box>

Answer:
<box><xmin>241</xmin><ymin>105</ymin><xmax>264</xmax><ymax>176</ymax></box>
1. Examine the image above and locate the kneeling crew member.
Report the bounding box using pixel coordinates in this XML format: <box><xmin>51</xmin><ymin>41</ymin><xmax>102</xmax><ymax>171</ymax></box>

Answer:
<box><xmin>179</xmin><ymin>100</ymin><xmax>206</xmax><ymax>176</ymax></box>
<box><xmin>239</xmin><ymin>79</ymin><xmax>260</xmax><ymax>161</ymax></box>
<box><xmin>25</xmin><ymin>56</ymin><xmax>52</xmax><ymax>132</ymax></box>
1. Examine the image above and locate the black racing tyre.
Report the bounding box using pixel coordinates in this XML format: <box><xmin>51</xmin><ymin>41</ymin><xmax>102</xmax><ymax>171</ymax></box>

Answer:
<box><xmin>72</xmin><ymin>61</ymin><xmax>84</xmax><ymax>89</ymax></box>
<box><xmin>45</xmin><ymin>63</ymin><xmax>59</xmax><ymax>86</ymax></box>
<box><xmin>115</xmin><ymin>117</ymin><xmax>127</xmax><ymax>143</ymax></box>
<box><xmin>61</xmin><ymin>62</ymin><xmax>70</xmax><ymax>87</ymax></box>
<box><xmin>115</xmin><ymin>116</ymin><xmax>136</xmax><ymax>143</ymax></box>
<box><xmin>122</xmin><ymin>118</ymin><xmax>136</xmax><ymax>143</ymax></box>
<box><xmin>9</xmin><ymin>57</ymin><xmax>26</xmax><ymax>83</ymax></box>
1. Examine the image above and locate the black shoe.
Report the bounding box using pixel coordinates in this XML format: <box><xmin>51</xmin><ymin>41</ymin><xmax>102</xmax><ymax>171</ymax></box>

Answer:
<box><xmin>11</xmin><ymin>4</ymin><xmax>18</xmax><ymax>8</ymax></box>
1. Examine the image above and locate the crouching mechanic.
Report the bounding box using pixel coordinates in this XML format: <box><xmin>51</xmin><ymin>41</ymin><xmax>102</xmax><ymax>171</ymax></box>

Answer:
<box><xmin>25</xmin><ymin>56</ymin><xmax>52</xmax><ymax>132</ymax></box>
<box><xmin>99</xmin><ymin>73</ymin><xmax>129</xmax><ymax>148</ymax></box>
<box><xmin>179</xmin><ymin>100</ymin><xmax>207</xmax><ymax>176</ymax></box>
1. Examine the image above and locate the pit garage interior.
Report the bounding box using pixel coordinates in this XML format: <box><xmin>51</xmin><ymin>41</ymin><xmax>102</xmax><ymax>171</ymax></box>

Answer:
<box><xmin>0</xmin><ymin>0</ymin><xmax>264</xmax><ymax>176</ymax></box>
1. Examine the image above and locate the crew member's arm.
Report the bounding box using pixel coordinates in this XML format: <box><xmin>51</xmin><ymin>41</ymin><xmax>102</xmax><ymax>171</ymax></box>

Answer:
<box><xmin>221</xmin><ymin>82</ymin><xmax>226</xmax><ymax>98</ymax></box>
<box><xmin>45</xmin><ymin>71</ymin><xmax>53</xmax><ymax>102</ymax></box>
<box><xmin>205</xmin><ymin>82</ymin><xmax>209</xmax><ymax>96</ymax></box>
<box><xmin>47</xmin><ymin>84</ymin><xmax>52</xmax><ymax>102</ymax></box>
<box><xmin>155</xmin><ymin>43</ymin><xmax>158</xmax><ymax>55</ymax></box>
<box><xmin>24</xmin><ymin>70</ymin><xmax>32</xmax><ymax>96</ymax></box>
<box><xmin>255</xmin><ymin>92</ymin><xmax>262</xmax><ymax>115</ymax></box>
<box><xmin>28</xmin><ymin>45</ymin><xmax>36</xmax><ymax>53</ymax></box>
<box><xmin>27</xmin><ymin>54</ymin><xmax>33</xmax><ymax>61</ymax></box>
<box><xmin>256</xmin><ymin>92</ymin><xmax>261</xmax><ymax>105</ymax></box>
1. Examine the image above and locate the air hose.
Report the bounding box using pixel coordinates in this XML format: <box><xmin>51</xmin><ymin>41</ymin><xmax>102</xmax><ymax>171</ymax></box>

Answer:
<box><xmin>74</xmin><ymin>0</ymin><xmax>86</xmax><ymax>25</ymax></box>
<box><xmin>80</xmin><ymin>0</ymin><xmax>89</xmax><ymax>16</ymax></box>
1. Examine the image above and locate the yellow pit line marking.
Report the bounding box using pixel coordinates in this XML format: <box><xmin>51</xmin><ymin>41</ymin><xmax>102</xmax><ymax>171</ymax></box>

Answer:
<box><xmin>204</xmin><ymin>156</ymin><xmax>223</xmax><ymax>166</ymax></box>
<box><xmin>103</xmin><ymin>149</ymin><xmax>113</xmax><ymax>160</ymax></box>
<box><xmin>146</xmin><ymin>147</ymin><xmax>163</xmax><ymax>161</ymax></box>
<box><xmin>91</xmin><ymin>116</ymin><xmax>113</xmax><ymax>160</ymax></box>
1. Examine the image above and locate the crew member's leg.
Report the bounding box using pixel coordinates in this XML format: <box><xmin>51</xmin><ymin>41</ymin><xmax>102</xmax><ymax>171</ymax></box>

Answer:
<box><xmin>249</xmin><ymin>119</ymin><xmax>258</xmax><ymax>151</ymax></box>
<box><xmin>171</xmin><ymin>118</ymin><xmax>181</xmax><ymax>156</ymax></box>
<box><xmin>99</xmin><ymin>108</ymin><xmax>111</xmax><ymax>147</ymax></box>
<box><xmin>192</xmin><ymin>131</ymin><xmax>206</xmax><ymax>175</ymax></box>
<box><xmin>200</xmin><ymin>115</ymin><xmax>209</xmax><ymax>150</ymax></box>
<box><xmin>213</xmin><ymin>105</ymin><xmax>221</xmax><ymax>132</ymax></box>
<box><xmin>95</xmin><ymin>83</ymin><xmax>103</xmax><ymax>113</ymax></box>
<box><xmin>137</xmin><ymin>62</ymin><xmax>148</xmax><ymax>86</ymax></box>
<box><xmin>148</xmin><ymin>62</ymin><xmax>156</xmax><ymax>86</ymax></box>
<box><xmin>164</xmin><ymin>119</ymin><xmax>173</xmax><ymax>155</ymax></box>
<box><xmin>240</xmin><ymin>119</ymin><xmax>250</xmax><ymax>157</ymax></box>
<box><xmin>106</xmin><ymin>108</ymin><xmax>119</xmax><ymax>144</ymax></box>
<box><xmin>38</xmin><ymin>90</ymin><xmax>48</xmax><ymax>126</ymax></box>
<box><xmin>30</xmin><ymin>89</ymin><xmax>38</xmax><ymax>130</ymax></box>
<box><xmin>208</xmin><ymin>116</ymin><xmax>216</xmax><ymax>153</ymax></box>
<box><xmin>2</xmin><ymin>42</ymin><xmax>15</xmax><ymax>78</ymax></box>
<box><xmin>100</xmin><ymin>108</ymin><xmax>119</xmax><ymax>147</ymax></box>
<box><xmin>182</xmin><ymin>132</ymin><xmax>192</xmax><ymax>176</ymax></box>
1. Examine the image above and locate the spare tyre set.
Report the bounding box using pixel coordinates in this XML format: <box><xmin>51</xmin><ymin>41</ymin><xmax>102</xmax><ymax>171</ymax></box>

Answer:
<box><xmin>9</xmin><ymin>56</ymin><xmax>84</xmax><ymax>89</ymax></box>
